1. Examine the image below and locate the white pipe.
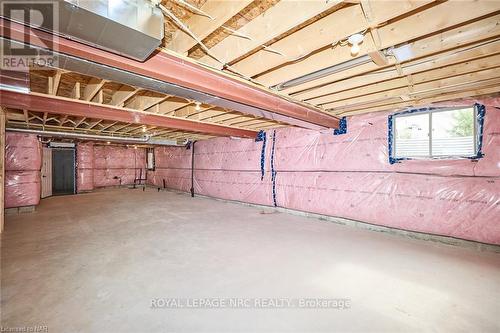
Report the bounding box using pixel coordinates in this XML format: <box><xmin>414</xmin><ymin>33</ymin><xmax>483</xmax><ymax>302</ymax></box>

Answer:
<box><xmin>5</xmin><ymin>128</ymin><xmax>179</xmax><ymax>146</ymax></box>
<box><xmin>7</xmin><ymin>127</ymin><xmax>149</xmax><ymax>142</ymax></box>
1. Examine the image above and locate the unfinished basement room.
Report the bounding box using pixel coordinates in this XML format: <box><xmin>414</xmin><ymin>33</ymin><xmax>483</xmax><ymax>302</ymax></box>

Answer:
<box><xmin>0</xmin><ymin>0</ymin><xmax>499</xmax><ymax>332</ymax></box>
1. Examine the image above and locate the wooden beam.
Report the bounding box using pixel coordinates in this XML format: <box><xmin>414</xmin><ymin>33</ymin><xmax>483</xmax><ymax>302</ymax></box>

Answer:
<box><xmin>367</xmin><ymin>49</ymin><xmax>389</xmax><ymax>66</ymax></box>
<box><xmin>331</xmin><ymin>77</ymin><xmax>500</xmax><ymax>115</ymax></box>
<box><xmin>158</xmin><ymin>98</ymin><xmax>191</xmax><ymax>115</ymax></box>
<box><xmin>0</xmin><ymin>107</ymin><xmax>4</xmax><ymax>233</ymax></box>
<box><xmin>99</xmin><ymin>121</ymin><xmax>118</xmax><ymax>132</ymax></box>
<box><xmin>174</xmin><ymin>105</ymin><xmax>199</xmax><ymax>118</ymax></box>
<box><xmin>74</xmin><ymin>117</ymin><xmax>86</xmax><ymax>129</ymax></box>
<box><xmin>336</xmin><ymin>85</ymin><xmax>500</xmax><ymax>117</ymax></box>
<box><xmin>168</xmin><ymin>0</ymin><xmax>253</xmax><ymax>54</ymax></box>
<box><xmin>111</xmin><ymin>87</ymin><xmax>140</xmax><ymax>107</ymax></box>
<box><xmin>198</xmin><ymin>0</ymin><xmax>346</xmax><ymax>69</ymax></box>
<box><xmin>126</xmin><ymin>95</ymin><xmax>169</xmax><ymax>111</ymax></box>
<box><xmin>72</xmin><ymin>81</ymin><xmax>81</xmax><ymax>99</ymax></box>
<box><xmin>83</xmin><ymin>78</ymin><xmax>106</xmax><ymax>101</ymax></box>
<box><xmin>231</xmin><ymin>0</ymin><xmax>432</xmax><ymax>78</ymax></box>
<box><xmin>141</xmin><ymin>96</ymin><xmax>170</xmax><ymax>111</ymax></box>
<box><xmin>87</xmin><ymin>120</ymin><xmax>103</xmax><ymax>130</ymax></box>
<box><xmin>93</xmin><ymin>89</ymin><xmax>104</xmax><ymax>104</ymax></box>
<box><xmin>255</xmin><ymin>1</ymin><xmax>500</xmax><ymax>88</ymax></box>
<box><xmin>59</xmin><ymin>115</ymin><xmax>68</xmax><ymax>125</ymax></box>
<box><xmin>325</xmin><ymin>68</ymin><xmax>500</xmax><ymax>110</ymax></box>
<box><xmin>288</xmin><ymin>14</ymin><xmax>500</xmax><ymax>97</ymax></box>
<box><xmin>360</xmin><ymin>0</ymin><xmax>389</xmax><ymax>66</ymax></box>
<box><xmin>314</xmin><ymin>53</ymin><xmax>500</xmax><ymax>107</ymax></box>
<box><xmin>0</xmin><ymin>91</ymin><xmax>259</xmax><ymax>138</ymax></box>
<box><xmin>48</xmin><ymin>71</ymin><xmax>62</xmax><ymax>95</ymax></box>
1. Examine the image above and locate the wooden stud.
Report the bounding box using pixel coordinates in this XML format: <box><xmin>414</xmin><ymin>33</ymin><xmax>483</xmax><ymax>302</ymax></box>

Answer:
<box><xmin>168</xmin><ymin>0</ymin><xmax>253</xmax><ymax>54</ymax></box>
<box><xmin>255</xmin><ymin>2</ymin><xmax>500</xmax><ymax>88</ymax></box>
<box><xmin>48</xmin><ymin>70</ymin><xmax>62</xmax><ymax>95</ymax></box>
<box><xmin>111</xmin><ymin>87</ymin><xmax>140</xmax><ymax>107</ymax></box>
<box><xmin>197</xmin><ymin>0</ymin><xmax>346</xmax><ymax>69</ymax></box>
<box><xmin>229</xmin><ymin>0</ymin><xmax>433</xmax><ymax>78</ymax></box>
<box><xmin>83</xmin><ymin>78</ymin><xmax>106</xmax><ymax>101</ymax></box>
<box><xmin>0</xmin><ymin>107</ymin><xmax>5</xmax><ymax>233</ymax></box>
<box><xmin>289</xmin><ymin>15</ymin><xmax>500</xmax><ymax>98</ymax></box>
<box><xmin>72</xmin><ymin>81</ymin><xmax>81</xmax><ymax>99</ymax></box>
<box><xmin>312</xmin><ymin>53</ymin><xmax>500</xmax><ymax>107</ymax></box>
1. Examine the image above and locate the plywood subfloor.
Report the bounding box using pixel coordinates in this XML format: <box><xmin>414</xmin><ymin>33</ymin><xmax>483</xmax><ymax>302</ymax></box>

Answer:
<box><xmin>2</xmin><ymin>188</ymin><xmax>500</xmax><ymax>332</ymax></box>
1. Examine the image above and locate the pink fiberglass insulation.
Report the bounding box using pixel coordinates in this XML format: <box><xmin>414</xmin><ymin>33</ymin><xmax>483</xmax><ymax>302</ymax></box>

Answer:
<box><xmin>5</xmin><ymin>132</ymin><xmax>42</xmax><ymax>171</ymax></box>
<box><xmin>76</xmin><ymin>142</ymin><xmax>94</xmax><ymax>192</ymax></box>
<box><xmin>5</xmin><ymin>171</ymin><xmax>41</xmax><ymax>208</ymax></box>
<box><xmin>149</xmin><ymin>98</ymin><xmax>500</xmax><ymax>245</ymax></box>
<box><xmin>4</xmin><ymin>133</ymin><xmax>42</xmax><ymax>208</ymax></box>
<box><xmin>92</xmin><ymin>145</ymin><xmax>146</xmax><ymax>187</ymax></box>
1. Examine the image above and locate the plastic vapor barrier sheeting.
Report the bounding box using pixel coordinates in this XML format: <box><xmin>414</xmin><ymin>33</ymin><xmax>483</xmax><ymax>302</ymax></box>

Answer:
<box><xmin>77</xmin><ymin>142</ymin><xmax>94</xmax><ymax>192</ymax></box>
<box><xmin>5</xmin><ymin>132</ymin><xmax>42</xmax><ymax>171</ymax></box>
<box><xmin>92</xmin><ymin>145</ymin><xmax>146</xmax><ymax>187</ymax></box>
<box><xmin>149</xmin><ymin>98</ymin><xmax>500</xmax><ymax>245</ymax></box>
<box><xmin>4</xmin><ymin>133</ymin><xmax>42</xmax><ymax>208</ymax></box>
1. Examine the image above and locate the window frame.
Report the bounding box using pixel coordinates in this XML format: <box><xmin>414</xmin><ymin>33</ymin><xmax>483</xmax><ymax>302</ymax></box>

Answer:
<box><xmin>388</xmin><ymin>103</ymin><xmax>485</xmax><ymax>164</ymax></box>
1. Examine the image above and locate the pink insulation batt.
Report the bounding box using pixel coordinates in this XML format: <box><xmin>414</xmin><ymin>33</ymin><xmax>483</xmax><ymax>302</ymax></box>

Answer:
<box><xmin>92</xmin><ymin>145</ymin><xmax>146</xmax><ymax>187</ymax></box>
<box><xmin>4</xmin><ymin>133</ymin><xmax>42</xmax><ymax>208</ymax></box>
<box><xmin>5</xmin><ymin>132</ymin><xmax>41</xmax><ymax>171</ymax></box>
<box><xmin>149</xmin><ymin>98</ymin><xmax>500</xmax><ymax>245</ymax></box>
<box><xmin>76</xmin><ymin>142</ymin><xmax>94</xmax><ymax>192</ymax></box>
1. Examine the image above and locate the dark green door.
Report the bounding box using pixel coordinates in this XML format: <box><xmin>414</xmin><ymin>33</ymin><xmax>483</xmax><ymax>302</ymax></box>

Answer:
<box><xmin>52</xmin><ymin>149</ymin><xmax>75</xmax><ymax>195</ymax></box>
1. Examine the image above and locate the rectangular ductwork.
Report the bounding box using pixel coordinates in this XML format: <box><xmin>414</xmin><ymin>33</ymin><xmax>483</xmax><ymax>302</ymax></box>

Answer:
<box><xmin>1</xmin><ymin>0</ymin><xmax>164</xmax><ymax>61</ymax></box>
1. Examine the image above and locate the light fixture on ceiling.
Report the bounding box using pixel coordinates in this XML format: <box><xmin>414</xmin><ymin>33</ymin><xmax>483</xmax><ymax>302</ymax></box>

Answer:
<box><xmin>347</xmin><ymin>33</ymin><xmax>364</xmax><ymax>56</ymax></box>
<box><xmin>272</xmin><ymin>55</ymin><xmax>372</xmax><ymax>91</ymax></box>
<box><xmin>195</xmin><ymin>101</ymin><xmax>201</xmax><ymax>111</ymax></box>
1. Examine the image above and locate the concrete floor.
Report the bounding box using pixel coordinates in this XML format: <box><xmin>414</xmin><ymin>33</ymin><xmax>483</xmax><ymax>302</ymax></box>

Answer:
<box><xmin>1</xmin><ymin>188</ymin><xmax>500</xmax><ymax>333</ymax></box>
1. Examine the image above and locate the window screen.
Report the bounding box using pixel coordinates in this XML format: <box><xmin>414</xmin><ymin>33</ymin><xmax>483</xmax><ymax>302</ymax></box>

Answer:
<box><xmin>389</xmin><ymin>105</ymin><xmax>484</xmax><ymax>163</ymax></box>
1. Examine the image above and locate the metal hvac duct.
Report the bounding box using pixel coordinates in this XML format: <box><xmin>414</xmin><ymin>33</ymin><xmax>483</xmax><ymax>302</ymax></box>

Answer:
<box><xmin>6</xmin><ymin>128</ymin><xmax>181</xmax><ymax>146</ymax></box>
<box><xmin>0</xmin><ymin>36</ymin><xmax>326</xmax><ymax>130</ymax></box>
<box><xmin>0</xmin><ymin>0</ymin><xmax>164</xmax><ymax>61</ymax></box>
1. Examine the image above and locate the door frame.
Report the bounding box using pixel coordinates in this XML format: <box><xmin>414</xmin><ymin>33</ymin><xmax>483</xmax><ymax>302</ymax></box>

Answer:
<box><xmin>51</xmin><ymin>147</ymin><xmax>76</xmax><ymax>196</ymax></box>
<box><xmin>41</xmin><ymin>147</ymin><xmax>52</xmax><ymax>198</ymax></box>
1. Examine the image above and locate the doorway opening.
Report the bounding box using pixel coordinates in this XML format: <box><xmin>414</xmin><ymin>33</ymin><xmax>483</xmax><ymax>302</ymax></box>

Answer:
<box><xmin>52</xmin><ymin>148</ymin><xmax>76</xmax><ymax>196</ymax></box>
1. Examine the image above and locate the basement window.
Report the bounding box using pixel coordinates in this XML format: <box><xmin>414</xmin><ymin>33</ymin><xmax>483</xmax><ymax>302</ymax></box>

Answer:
<box><xmin>388</xmin><ymin>104</ymin><xmax>485</xmax><ymax>164</ymax></box>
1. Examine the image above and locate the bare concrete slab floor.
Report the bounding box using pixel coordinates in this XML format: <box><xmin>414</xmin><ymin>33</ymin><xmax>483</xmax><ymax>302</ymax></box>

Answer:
<box><xmin>1</xmin><ymin>188</ymin><xmax>499</xmax><ymax>332</ymax></box>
